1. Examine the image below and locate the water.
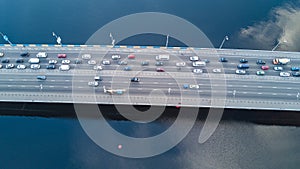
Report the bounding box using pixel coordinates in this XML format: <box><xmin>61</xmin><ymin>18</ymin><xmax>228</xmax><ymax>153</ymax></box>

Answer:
<box><xmin>0</xmin><ymin>0</ymin><xmax>300</xmax><ymax>168</ymax></box>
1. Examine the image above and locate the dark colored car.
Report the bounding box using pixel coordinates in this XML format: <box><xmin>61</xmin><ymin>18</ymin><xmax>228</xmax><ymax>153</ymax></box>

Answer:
<box><xmin>75</xmin><ymin>59</ymin><xmax>82</xmax><ymax>64</ymax></box>
<box><xmin>46</xmin><ymin>65</ymin><xmax>56</xmax><ymax>69</ymax></box>
<box><xmin>131</xmin><ymin>77</ymin><xmax>140</xmax><ymax>82</ymax></box>
<box><xmin>155</xmin><ymin>61</ymin><xmax>164</xmax><ymax>66</ymax></box>
<box><xmin>156</xmin><ymin>68</ymin><xmax>165</xmax><ymax>72</ymax></box>
<box><xmin>20</xmin><ymin>52</ymin><xmax>29</xmax><ymax>57</ymax></box>
<box><xmin>292</xmin><ymin>72</ymin><xmax>300</xmax><ymax>77</ymax></box>
<box><xmin>16</xmin><ymin>59</ymin><xmax>24</xmax><ymax>63</ymax></box>
<box><xmin>237</xmin><ymin>64</ymin><xmax>249</xmax><ymax>69</ymax></box>
<box><xmin>1</xmin><ymin>59</ymin><xmax>9</xmax><ymax>63</ymax></box>
<box><xmin>256</xmin><ymin>59</ymin><xmax>266</xmax><ymax>64</ymax></box>
<box><xmin>220</xmin><ymin>57</ymin><xmax>228</xmax><ymax>62</ymax></box>
<box><xmin>240</xmin><ymin>58</ymin><xmax>248</xmax><ymax>63</ymax></box>
<box><xmin>291</xmin><ymin>67</ymin><xmax>300</xmax><ymax>71</ymax></box>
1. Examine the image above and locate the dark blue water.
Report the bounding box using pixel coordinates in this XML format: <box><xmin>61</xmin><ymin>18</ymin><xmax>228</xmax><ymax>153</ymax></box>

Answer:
<box><xmin>0</xmin><ymin>0</ymin><xmax>300</xmax><ymax>168</ymax></box>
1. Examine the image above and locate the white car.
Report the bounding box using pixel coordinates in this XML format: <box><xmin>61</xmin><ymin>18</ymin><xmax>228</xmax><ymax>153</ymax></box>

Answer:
<box><xmin>93</xmin><ymin>65</ymin><xmax>103</xmax><ymax>70</ymax></box>
<box><xmin>176</xmin><ymin>62</ymin><xmax>186</xmax><ymax>67</ymax></box>
<box><xmin>62</xmin><ymin>60</ymin><xmax>71</xmax><ymax>64</ymax></box>
<box><xmin>17</xmin><ymin>64</ymin><xmax>26</xmax><ymax>69</ymax></box>
<box><xmin>193</xmin><ymin>69</ymin><xmax>203</xmax><ymax>74</ymax></box>
<box><xmin>0</xmin><ymin>52</ymin><xmax>4</xmax><ymax>57</ymax></box>
<box><xmin>49</xmin><ymin>60</ymin><xmax>57</xmax><ymax>64</ymax></box>
<box><xmin>212</xmin><ymin>68</ymin><xmax>222</xmax><ymax>73</ymax></box>
<box><xmin>30</xmin><ymin>64</ymin><xmax>40</xmax><ymax>69</ymax></box>
<box><xmin>82</xmin><ymin>54</ymin><xmax>91</xmax><ymax>60</ymax></box>
<box><xmin>6</xmin><ymin>64</ymin><xmax>14</xmax><ymax>69</ymax></box>
<box><xmin>36</xmin><ymin>52</ymin><xmax>47</xmax><ymax>58</ymax></box>
<box><xmin>274</xmin><ymin>66</ymin><xmax>283</xmax><ymax>71</ymax></box>
<box><xmin>235</xmin><ymin>69</ymin><xmax>246</xmax><ymax>75</ymax></box>
<box><xmin>88</xmin><ymin>81</ymin><xmax>99</xmax><ymax>87</ymax></box>
<box><xmin>0</xmin><ymin>64</ymin><xmax>2</xmax><ymax>69</ymax></box>
<box><xmin>189</xmin><ymin>56</ymin><xmax>199</xmax><ymax>61</ymax></box>
<box><xmin>189</xmin><ymin>84</ymin><xmax>200</xmax><ymax>89</ymax></box>
<box><xmin>59</xmin><ymin>65</ymin><xmax>70</xmax><ymax>71</ymax></box>
<box><xmin>112</xmin><ymin>55</ymin><xmax>121</xmax><ymax>60</ymax></box>
<box><xmin>280</xmin><ymin>72</ymin><xmax>290</xmax><ymax>77</ymax></box>
<box><xmin>88</xmin><ymin>60</ymin><xmax>96</xmax><ymax>65</ymax></box>
<box><xmin>102</xmin><ymin>60</ymin><xmax>111</xmax><ymax>65</ymax></box>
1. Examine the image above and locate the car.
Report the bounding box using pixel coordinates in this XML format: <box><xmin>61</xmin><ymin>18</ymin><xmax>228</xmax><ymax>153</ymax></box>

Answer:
<box><xmin>49</xmin><ymin>60</ymin><xmax>57</xmax><ymax>64</ymax></box>
<box><xmin>155</xmin><ymin>61</ymin><xmax>164</xmax><ymax>66</ymax></box>
<box><xmin>46</xmin><ymin>65</ymin><xmax>56</xmax><ymax>69</ymax></box>
<box><xmin>219</xmin><ymin>57</ymin><xmax>228</xmax><ymax>62</ymax></box>
<box><xmin>274</xmin><ymin>66</ymin><xmax>283</xmax><ymax>71</ymax></box>
<box><xmin>88</xmin><ymin>60</ymin><xmax>96</xmax><ymax>65</ymax></box>
<box><xmin>75</xmin><ymin>59</ymin><xmax>82</xmax><ymax>64</ymax></box>
<box><xmin>81</xmin><ymin>54</ymin><xmax>91</xmax><ymax>60</ymax></box>
<box><xmin>36</xmin><ymin>52</ymin><xmax>47</xmax><ymax>58</ymax></box>
<box><xmin>256</xmin><ymin>70</ymin><xmax>265</xmax><ymax>75</ymax></box>
<box><xmin>112</xmin><ymin>55</ymin><xmax>121</xmax><ymax>60</ymax></box>
<box><xmin>16</xmin><ymin>59</ymin><xmax>24</xmax><ymax>63</ymax></box>
<box><xmin>240</xmin><ymin>58</ymin><xmax>248</xmax><ymax>63</ymax></box>
<box><xmin>1</xmin><ymin>59</ymin><xmax>9</xmax><ymax>63</ymax></box>
<box><xmin>189</xmin><ymin>84</ymin><xmax>200</xmax><ymax>89</ymax></box>
<box><xmin>0</xmin><ymin>52</ymin><xmax>4</xmax><ymax>57</ymax></box>
<box><xmin>202</xmin><ymin>59</ymin><xmax>210</xmax><ymax>63</ymax></box>
<box><xmin>193</xmin><ymin>69</ymin><xmax>203</xmax><ymax>74</ymax></box>
<box><xmin>131</xmin><ymin>77</ymin><xmax>140</xmax><ymax>82</ymax></box>
<box><xmin>20</xmin><ymin>52</ymin><xmax>29</xmax><ymax>57</ymax></box>
<box><xmin>102</xmin><ymin>60</ymin><xmax>111</xmax><ymax>65</ymax></box>
<box><xmin>156</xmin><ymin>68</ymin><xmax>165</xmax><ymax>72</ymax></box>
<box><xmin>292</xmin><ymin>72</ymin><xmax>300</xmax><ymax>77</ymax></box>
<box><xmin>280</xmin><ymin>72</ymin><xmax>291</xmax><ymax>77</ymax></box>
<box><xmin>0</xmin><ymin>64</ymin><xmax>2</xmax><ymax>69</ymax></box>
<box><xmin>212</xmin><ymin>68</ymin><xmax>222</xmax><ymax>73</ymax></box>
<box><xmin>57</xmin><ymin>53</ymin><xmax>67</xmax><ymax>58</ymax></box>
<box><xmin>127</xmin><ymin>54</ymin><xmax>135</xmax><ymax>59</ymax></box>
<box><xmin>261</xmin><ymin>65</ymin><xmax>269</xmax><ymax>70</ymax></box>
<box><xmin>62</xmin><ymin>60</ymin><xmax>70</xmax><ymax>64</ymax></box>
<box><xmin>93</xmin><ymin>65</ymin><xmax>103</xmax><ymax>70</ymax></box>
<box><xmin>183</xmin><ymin>84</ymin><xmax>189</xmax><ymax>89</ymax></box>
<box><xmin>124</xmin><ymin>66</ymin><xmax>132</xmax><ymax>71</ymax></box>
<box><xmin>30</xmin><ymin>64</ymin><xmax>40</xmax><ymax>69</ymax></box>
<box><xmin>17</xmin><ymin>64</ymin><xmax>26</xmax><ymax>69</ymax></box>
<box><xmin>59</xmin><ymin>65</ymin><xmax>70</xmax><ymax>71</ymax></box>
<box><xmin>6</xmin><ymin>64</ymin><xmax>14</xmax><ymax>69</ymax></box>
<box><xmin>189</xmin><ymin>56</ymin><xmax>199</xmax><ymax>61</ymax></box>
<box><xmin>256</xmin><ymin>59</ymin><xmax>266</xmax><ymax>64</ymax></box>
<box><xmin>237</xmin><ymin>64</ymin><xmax>249</xmax><ymax>69</ymax></box>
<box><xmin>88</xmin><ymin>81</ymin><xmax>99</xmax><ymax>87</ymax></box>
<box><xmin>94</xmin><ymin>76</ymin><xmax>103</xmax><ymax>81</ymax></box>
<box><xmin>291</xmin><ymin>67</ymin><xmax>300</xmax><ymax>71</ymax></box>
<box><xmin>36</xmin><ymin>75</ymin><xmax>47</xmax><ymax>80</ymax></box>
<box><xmin>118</xmin><ymin>61</ymin><xmax>128</xmax><ymax>65</ymax></box>
<box><xmin>235</xmin><ymin>69</ymin><xmax>246</xmax><ymax>75</ymax></box>
<box><xmin>192</xmin><ymin>61</ymin><xmax>206</xmax><ymax>67</ymax></box>
<box><xmin>176</xmin><ymin>62</ymin><xmax>186</xmax><ymax>67</ymax></box>
<box><xmin>141</xmin><ymin>61</ymin><xmax>149</xmax><ymax>66</ymax></box>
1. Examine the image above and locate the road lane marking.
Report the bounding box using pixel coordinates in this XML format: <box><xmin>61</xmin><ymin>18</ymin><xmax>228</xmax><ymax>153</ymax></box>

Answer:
<box><xmin>258</xmin><ymin>93</ymin><xmax>262</xmax><ymax>95</ymax></box>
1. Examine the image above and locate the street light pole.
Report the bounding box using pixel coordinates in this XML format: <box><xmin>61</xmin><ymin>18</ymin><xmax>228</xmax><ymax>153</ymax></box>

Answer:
<box><xmin>219</xmin><ymin>35</ymin><xmax>229</xmax><ymax>49</ymax></box>
<box><xmin>165</xmin><ymin>34</ymin><xmax>169</xmax><ymax>47</ymax></box>
<box><xmin>109</xmin><ymin>33</ymin><xmax>115</xmax><ymax>47</ymax></box>
<box><xmin>272</xmin><ymin>39</ymin><xmax>287</xmax><ymax>51</ymax></box>
<box><xmin>0</xmin><ymin>32</ymin><xmax>13</xmax><ymax>45</ymax></box>
<box><xmin>52</xmin><ymin>32</ymin><xmax>62</xmax><ymax>45</ymax></box>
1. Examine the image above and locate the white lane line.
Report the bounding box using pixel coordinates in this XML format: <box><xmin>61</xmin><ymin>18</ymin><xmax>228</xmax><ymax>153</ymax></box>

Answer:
<box><xmin>258</xmin><ymin>93</ymin><xmax>262</xmax><ymax>95</ymax></box>
<box><xmin>79</xmin><ymin>80</ymin><xmax>85</xmax><ymax>82</ymax></box>
<box><xmin>272</xmin><ymin>87</ymin><xmax>277</xmax><ymax>89</ymax></box>
<box><xmin>272</xmin><ymin>93</ymin><xmax>277</xmax><ymax>95</ymax></box>
<box><xmin>168</xmin><ymin>83</ymin><xmax>173</xmax><ymax>85</ymax></box>
<box><xmin>154</xmin><ymin>82</ymin><xmax>158</xmax><ymax>84</ymax></box>
<box><xmin>78</xmin><ymin>86</ymin><xmax>83</xmax><ymax>89</ymax></box>
<box><xmin>243</xmin><ymin>92</ymin><xmax>247</xmax><ymax>94</ymax></box>
<box><xmin>51</xmin><ymin>80</ymin><xmax>55</xmax><ymax>82</ymax></box>
<box><xmin>243</xmin><ymin>85</ymin><xmax>248</xmax><ymax>87</ymax></box>
<box><xmin>9</xmin><ymin>79</ymin><xmax>13</xmax><ymax>81</ymax></box>
<box><xmin>21</xmin><ymin>85</ymin><xmax>25</xmax><ymax>88</ymax></box>
<box><xmin>64</xmin><ymin>86</ymin><xmax>69</xmax><ymax>89</ymax></box>
<box><xmin>287</xmin><ymin>88</ymin><xmax>292</xmax><ymax>89</ymax></box>
<box><xmin>65</xmin><ymin>80</ymin><xmax>70</xmax><ymax>82</ymax></box>
<box><xmin>287</xmin><ymin>94</ymin><xmax>292</xmax><ymax>96</ymax></box>
<box><xmin>138</xmin><ymin>88</ymin><xmax>143</xmax><ymax>90</ymax></box>
<box><xmin>257</xmin><ymin>86</ymin><xmax>263</xmax><ymax>88</ymax></box>
<box><xmin>7</xmin><ymin>85</ymin><xmax>11</xmax><ymax>87</ymax></box>
<box><xmin>50</xmin><ymin>86</ymin><xmax>54</xmax><ymax>88</ymax></box>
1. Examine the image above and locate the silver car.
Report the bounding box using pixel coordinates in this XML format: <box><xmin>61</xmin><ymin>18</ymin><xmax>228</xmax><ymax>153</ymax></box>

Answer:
<box><xmin>102</xmin><ymin>60</ymin><xmax>111</xmax><ymax>65</ymax></box>
<box><xmin>88</xmin><ymin>81</ymin><xmax>99</xmax><ymax>87</ymax></box>
<box><xmin>17</xmin><ymin>64</ymin><xmax>26</xmax><ymax>69</ymax></box>
<box><xmin>88</xmin><ymin>60</ymin><xmax>96</xmax><ymax>65</ymax></box>
<box><xmin>82</xmin><ymin>54</ymin><xmax>92</xmax><ymax>60</ymax></box>
<box><xmin>6</xmin><ymin>64</ymin><xmax>14</xmax><ymax>69</ymax></box>
<box><xmin>30</xmin><ymin>64</ymin><xmax>40</xmax><ymax>69</ymax></box>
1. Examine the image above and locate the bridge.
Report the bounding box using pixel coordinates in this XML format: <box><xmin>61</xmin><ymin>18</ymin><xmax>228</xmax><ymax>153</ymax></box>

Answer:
<box><xmin>0</xmin><ymin>44</ymin><xmax>300</xmax><ymax>111</ymax></box>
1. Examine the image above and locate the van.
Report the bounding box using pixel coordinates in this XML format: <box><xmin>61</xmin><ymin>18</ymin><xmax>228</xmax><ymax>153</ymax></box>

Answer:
<box><xmin>192</xmin><ymin>61</ymin><xmax>206</xmax><ymax>67</ymax></box>
<box><xmin>59</xmin><ymin>65</ymin><xmax>70</xmax><ymax>71</ymax></box>
<box><xmin>28</xmin><ymin>58</ymin><xmax>40</xmax><ymax>64</ymax></box>
<box><xmin>155</xmin><ymin>54</ymin><xmax>169</xmax><ymax>61</ymax></box>
<box><xmin>237</xmin><ymin>64</ymin><xmax>249</xmax><ymax>69</ymax></box>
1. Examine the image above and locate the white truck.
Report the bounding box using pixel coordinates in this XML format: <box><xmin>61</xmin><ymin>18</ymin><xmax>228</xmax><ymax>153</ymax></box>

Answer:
<box><xmin>28</xmin><ymin>58</ymin><xmax>40</xmax><ymax>64</ymax></box>
<box><xmin>273</xmin><ymin>58</ymin><xmax>290</xmax><ymax>65</ymax></box>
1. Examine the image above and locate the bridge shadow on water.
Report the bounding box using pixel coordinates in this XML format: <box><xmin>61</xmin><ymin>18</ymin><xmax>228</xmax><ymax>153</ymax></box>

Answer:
<box><xmin>0</xmin><ymin>102</ymin><xmax>299</xmax><ymax>126</ymax></box>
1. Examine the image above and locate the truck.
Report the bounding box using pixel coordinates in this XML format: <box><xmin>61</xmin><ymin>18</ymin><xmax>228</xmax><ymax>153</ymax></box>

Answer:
<box><xmin>155</xmin><ymin>54</ymin><xmax>170</xmax><ymax>61</ymax></box>
<box><xmin>103</xmin><ymin>86</ymin><xmax>125</xmax><ymax>95</ymax></box>
<box><xmin>28</xmin><ymin>58</ymin><xmax>40</xmax><ymax>64</ymax></box>
<box><xmin>272</xmin><ymin>58</ymin><xmax>290</xmax><ymax>65</ymax></box>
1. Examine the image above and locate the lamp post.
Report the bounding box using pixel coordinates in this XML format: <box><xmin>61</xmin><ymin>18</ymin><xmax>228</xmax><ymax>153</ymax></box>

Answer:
<box><xmin>109</xmin><ymin>33</ymin><xmax>115</xmax><ymax>47</ymax></box>
<box><xmin>0</xmin><ymin>32</ymin><xmax>13</xmax><ymax>45</ymax></box>
<box><xmin>219</xmin><ymin>35</ymin><xmax>229</xmax><ymax>49</ymax></box>
<box><xmin>165</xmin><ymin>34</ymin><xmax>169</xmax><ymax>47</ymax></box>
<box><xmin>52</xmin><ymin>32</ymin><xmax>62</xmax><ymax>45</ymax></box>
<box><xmin>272</xmin><ymin>39</ymin><xmax>287</xmax><ymax>51</ymax></box>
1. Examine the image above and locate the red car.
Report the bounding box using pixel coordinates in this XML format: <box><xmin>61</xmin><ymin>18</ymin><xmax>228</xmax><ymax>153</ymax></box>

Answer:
<box><xmin>128</xmin><ymin>54</ymin><xmax>135</xmax><ymax>59</ymax></box>
<box><xmin>261</xmin><ymin>65</ymin><xmax>269</xmax><ymax>70</ymax></box>
<box><xmin>57</xmin><ymin>53</ymin><xmax>67</xmax><ymax>58</ymax></box>
<box><xmin>156</xmin><ymin>68</ymin><xmax>165</xmax><ymax>72</ymax></box>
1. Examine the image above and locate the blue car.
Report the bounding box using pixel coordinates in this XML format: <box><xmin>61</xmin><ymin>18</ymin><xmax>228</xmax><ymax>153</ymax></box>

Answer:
<box><xmin>219</xmin><ymin>57</ymin><xmax>228</xmax><ymax>62</ymax></box>
<box><xmin>240</xmin><ymin>58</ymin><xmax>248</xmax><ymax>63</ymax></box>
<box><xmin>183</xmin><ymin>84</ymin><xmax>189</xmax><ymax>89</ymax></box>
<box><xmin>237</xmin><ymin>64</ymin><xmax>249</xmax><ymax>69</ymax></box>
<box><xmin>124</xmin><ymin>66</ymin><xmax>132</xmax><ymax>71</ymax></box>
<box><xmin>291</xmin><ymin>67</ymin><xmax>300</xmax><ymax>71</ymax></box>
